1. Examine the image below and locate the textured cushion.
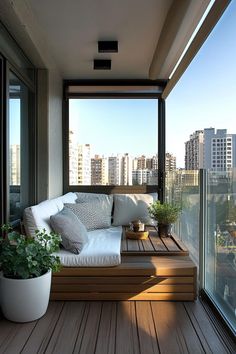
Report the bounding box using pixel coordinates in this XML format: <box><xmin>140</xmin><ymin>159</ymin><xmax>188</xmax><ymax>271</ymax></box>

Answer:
<box><xmin>23</xmin><ymin>192</ymin><xmax>77</xmax><ymax>237</ymax></box>
<box><xmin>65</xmin><ymin>200</ymin><xmax>112</xmax><ymax>230</ymax></box>
<box><xmin>50</xmin><ymin>208</ymin><xmax>88</xmax><ymax>254</ymax></box>
<box><xmin>112</xmin><ymin>193</ymin><xmax>155</xmax><ymax>226</ymax></box>
<box><xmin>76</xmin><ymin>192</ymin><xmax>113</xmax><ymax>210</ymax></box>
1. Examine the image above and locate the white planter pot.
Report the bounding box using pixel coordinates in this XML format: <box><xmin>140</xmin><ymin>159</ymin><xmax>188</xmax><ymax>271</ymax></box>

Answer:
<box><xmin>0</xmin><ymin>269</ymin><xmax>51</xmax><ymax>322</ymax></box>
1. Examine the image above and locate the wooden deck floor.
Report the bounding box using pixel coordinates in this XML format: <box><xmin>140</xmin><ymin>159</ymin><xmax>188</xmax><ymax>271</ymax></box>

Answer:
<box><xmin>0</xmin><ymin>300</ymin><xmax>235</xmax><ymax>354</ymax></box>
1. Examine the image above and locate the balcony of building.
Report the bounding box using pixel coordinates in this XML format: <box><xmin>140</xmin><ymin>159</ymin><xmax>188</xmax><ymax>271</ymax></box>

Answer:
<box><xmin>0</xmin><ymin>0</ymin><xmax>236</xmax><ymax>352</ymax></box>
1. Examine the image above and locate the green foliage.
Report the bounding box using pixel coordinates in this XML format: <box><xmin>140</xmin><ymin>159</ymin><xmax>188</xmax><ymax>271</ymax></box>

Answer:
<box><xmin>228</xmin><ymin>201</ymin><xmax>236</xmax><ymax>223</ymax></box>
<box><xmin>148</xmin><ymin>201</ymin><xmax>181</xmax><ymax>225</ymax></box>
<box><xmin>0</xmin><ymin>225</ymin><xmax>61</xmax><ymax>279</ymax></box>
<box><xmin>216</xmin><ymin>233</ymin><xmax>227</xmax><ymax>247</ymax></box>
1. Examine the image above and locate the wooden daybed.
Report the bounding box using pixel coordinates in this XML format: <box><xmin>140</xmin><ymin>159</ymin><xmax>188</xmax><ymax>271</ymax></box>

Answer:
<box><xmin>51</xmin><ymin>227</ymin><xmax>197</xmax><ymax>301</ymax></box>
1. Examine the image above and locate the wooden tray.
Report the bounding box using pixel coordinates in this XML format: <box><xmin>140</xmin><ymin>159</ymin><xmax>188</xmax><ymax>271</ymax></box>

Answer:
<box><xmin>126</xmin><ymin>230</ymin><xmax>149</xmax><ymax>240</ymax></box>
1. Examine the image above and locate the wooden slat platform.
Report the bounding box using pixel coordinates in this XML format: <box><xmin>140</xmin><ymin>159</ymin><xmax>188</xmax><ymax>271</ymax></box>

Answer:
<box><xmin>121</xmin><ymin>226</ymin><xmax>189</xmax><ymax>256</ymax></box>
<box><xmin>51</xmin><ymin>256</ymin><xmax>197</xmax><ymax>301</ymax></box>
<box><xmin>0</xmin><ymin>300</ymin><xmax>235</xmax><ymax>354</ymax></box>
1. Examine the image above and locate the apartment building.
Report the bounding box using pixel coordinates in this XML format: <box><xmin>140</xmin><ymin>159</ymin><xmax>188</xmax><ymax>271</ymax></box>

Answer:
<box><xmin>121</xmin><ymin>153</ymin><xmax>133</xmax><ymax>185</ymax></box>
<box><xmin>91</xmin><ymin>155</ymin><xmax>108</xmax><ymax>185</ymax></box>
<box><xmin>10</xmin><ymin>144</ymin><xmax>20</xmax><ymax>185</ymax></box>
<box><xmin>185</xmin><ymin>128</ymin><xmax>236</xmax><ymax>171</ymax></box>
<box><xmin>78</xmin><ymin>144</ymin><xmax>91</xmax><ymax>185</ymax></box>
<box><xmin>185</xmin><ymin>130</ymin><xmax>204</xmax><ymax>170</ymax></box>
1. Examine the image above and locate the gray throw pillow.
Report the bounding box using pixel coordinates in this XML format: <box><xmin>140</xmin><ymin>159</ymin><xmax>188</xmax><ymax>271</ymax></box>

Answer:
<box><xmin>50</xmin><ymin>207</ymin><xmax>88</xmax><ymax>254</ymax></box>
<box><xmin>76</xmin><ymin>192</ymin><xmax>113</xmax><ymax>210</ymax></box>
<box><xmin>65</xmin><ymin>199</ymin><xmax>112</xmax><ymax>230</ymax></box>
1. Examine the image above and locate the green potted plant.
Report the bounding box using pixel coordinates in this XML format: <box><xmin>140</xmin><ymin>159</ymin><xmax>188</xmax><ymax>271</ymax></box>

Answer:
<box><xmin>0</xmin><ymin>225</ymin><xmax>61</xmax><ymax>322</ymax></box>
<box><xmin>148</xmin><ymin>201</ymin><xmax>181</xmax><ymax>237</ymax></box>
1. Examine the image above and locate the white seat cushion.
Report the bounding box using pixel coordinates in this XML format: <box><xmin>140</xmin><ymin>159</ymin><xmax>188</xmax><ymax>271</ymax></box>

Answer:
<box><xmin>54</xmin><ymin>226</ymin><xmax>122</xmax><ymax>267</ymax></box>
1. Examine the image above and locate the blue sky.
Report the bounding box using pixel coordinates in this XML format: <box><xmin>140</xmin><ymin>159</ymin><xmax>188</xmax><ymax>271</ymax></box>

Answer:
<box><xmin>166</xmin><ymin>0</ymin><xmax>236</xmax><ymax>166</ymax></box>
<box><xmin>69</xmin><ymin>99</ymin><xmax>158</xmax><ymax>157</ymax></box>
<box><xmin>70</xmin><ymin>1</ymin><xmax>236</xmax><ymax>167</ymax></box>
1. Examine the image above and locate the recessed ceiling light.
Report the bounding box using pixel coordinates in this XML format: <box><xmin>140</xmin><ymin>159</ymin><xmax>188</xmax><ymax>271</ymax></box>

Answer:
<box><xmin>98</xmin><ymin>41</ymin><xmax>118</xmax><ymax>53</ymax></box>
<box><xmin>93</xmin><ymin>59</ymin><xmax>111</xmax><ymax>70</ymax></box>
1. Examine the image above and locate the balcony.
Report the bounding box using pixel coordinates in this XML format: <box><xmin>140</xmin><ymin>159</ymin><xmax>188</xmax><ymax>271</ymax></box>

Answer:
<box><xmin>0</xmin><ymin>0</ymin><xmax>236</xmax><ymax>350</ymax></box>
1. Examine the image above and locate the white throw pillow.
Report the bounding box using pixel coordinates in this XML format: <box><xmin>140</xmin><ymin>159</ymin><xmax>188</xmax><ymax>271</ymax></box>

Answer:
<box><xmin>50</xmin><ymin>208</ymin><xmax>88</xmax><ymax>254</ymax></box>
<box><xmin>112</xmin><ymin>194</ymin><xmax>155</xmax><ymax>226</ymax></box>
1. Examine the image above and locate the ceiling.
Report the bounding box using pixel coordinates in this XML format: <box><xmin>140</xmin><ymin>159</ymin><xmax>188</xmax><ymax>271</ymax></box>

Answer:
<box><xmin>1</xmin><ymin>0</ymin><xmax>211</xmax><ymax>80</ymax></box>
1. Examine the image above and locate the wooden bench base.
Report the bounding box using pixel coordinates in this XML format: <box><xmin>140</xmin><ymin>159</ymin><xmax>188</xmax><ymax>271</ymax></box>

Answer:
<box><xmin>51</xmin><ymin>256</ymin><xmax>197</xmax><ymax>301</ymax></box>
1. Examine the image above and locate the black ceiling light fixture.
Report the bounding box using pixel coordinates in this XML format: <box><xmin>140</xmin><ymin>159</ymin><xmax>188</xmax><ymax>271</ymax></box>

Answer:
<box><xmin>98</xmin><ymin>41</ymin><xmax>118</xmax><ymax>53</ymax></box>
<box><xmin>93</xmin><ymin>59</ymin><xmax>111</xmax><ymax>70</ymax></box>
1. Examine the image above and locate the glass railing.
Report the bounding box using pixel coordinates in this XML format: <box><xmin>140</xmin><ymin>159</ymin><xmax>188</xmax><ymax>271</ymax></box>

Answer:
<box><xmin>166</xmin><ymin>170</ymin><xmax>200</xmax><ymax>266</ymax></box>
<box><xmin>205</xmin><ymin>169</ymin><xmax>236</xmax><ymax>332</ymax></box>
<box><xmin>166</xmin><ymin>168</ymin><xmax>236</xmax><ymax>334</ymax></box>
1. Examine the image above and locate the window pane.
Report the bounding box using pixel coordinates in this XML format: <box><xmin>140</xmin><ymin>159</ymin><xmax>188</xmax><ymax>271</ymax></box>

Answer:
<box><xmin>206</xmin><ymin>170</ymin><xmax>236</xmax><ymax>331</ymax></box>
<box><xmin>69</xmin><ymin>99</ymin><xmax>158</xmax><ymax>186</ymax></box>
<box><xmin>9</xmin><ymin>71</ymin><xmax>31</xmax><ymax>223</ymax></box>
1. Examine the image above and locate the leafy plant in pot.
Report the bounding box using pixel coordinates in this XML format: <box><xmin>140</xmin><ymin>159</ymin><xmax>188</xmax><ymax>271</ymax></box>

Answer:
<box><xmin>0</xmin><ymin>225</ymin><xmax>61</xmax><ymax>322</ymax></box>
<box><xmin>148</xmin><ymin>201</ymin><xmax>181</xmax><ymax>237</ymax></box>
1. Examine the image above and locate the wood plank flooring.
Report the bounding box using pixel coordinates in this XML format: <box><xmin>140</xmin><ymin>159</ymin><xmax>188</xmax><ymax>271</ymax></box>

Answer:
<box><xmin>0</xmin><ymin>300</ymin><xmax>235</xmax><ymax>354</ymax></box>
<box><xmin>121</xmin><ymin>227</ymin><xmax>189</xmax><ymax>256</ymax></box>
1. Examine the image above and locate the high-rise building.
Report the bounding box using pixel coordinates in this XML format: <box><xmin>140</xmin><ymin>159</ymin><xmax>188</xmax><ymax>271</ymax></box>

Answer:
<box><xmin>185</xmin><ymin>128</ymin><xmax>236</xmax><ymax>171</ymax></box>
<box><xmin>166</xmin><ymin>153</ymin><xmax>176</xmax><ymax>171</ymax></box>
<box><xmin>10</xmin><ymin>144</ymin><xmax>20</xmax><ymax>185</ymax></box>
<box><xmin>137</xmin><ymin>155</ymin><xmax>146</xmax><ymax>169</ymax></box>
<box><xmin>69</xmin><ymin>130</ymin><xmax>78</xmax><ymax>185</ymax></box>
<box><xmin>121</xmin><ymin>153</ymin><xmax>133</xmax><ymax>185</ymax></box>
<box><xmin>204</xmin><ymin>128</ymin><xmax>236</xmax><ymax>171</ymax></box>
<box><xmin>78</xmin><ymin>144</ymin><xmax>91</xmax><ymax>185</ymax></box>
<box><xmin>185</xmin><ymin>130</ymin><xmax>204</xmax><ymax>170</ymax></box>
<box><xmin>132</xmin><ymin>169</ymin><xmax>150</xmax><ymax>185</ymax></box>
<box><xmin>108</xmin><ymin>155</ymin><xmax>122</xmax><ymax>185</ymax></box>
<box><xmin>91</xmin><ymin>155</ymin><xmax>108</xmax><ymax>185</ymax></box>
<box><xmin>146</xmin><ymin>155</ymin><xmax>158</xmax><ymax>170</ymax></box>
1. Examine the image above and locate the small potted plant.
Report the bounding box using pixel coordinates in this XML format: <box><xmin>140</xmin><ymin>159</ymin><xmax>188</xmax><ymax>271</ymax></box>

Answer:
<box><xmin>0</xmin><ymin>225</ymin><xmax>61</xmax><ymax>322</ymax></box>
<box><xmin>148</xmin><ymin>201</ymin><xmax>181</xmax><ymax>237</ymax></box>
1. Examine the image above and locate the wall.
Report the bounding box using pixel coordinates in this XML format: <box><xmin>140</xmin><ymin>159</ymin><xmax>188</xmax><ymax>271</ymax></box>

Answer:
<box><xmin>48</xmin><ymin>68</ymin><xmax>63</xmax><ymax>198</ymax></box>
<box><xmin>0</xmin><ymin>0</ymin><xmax>63</xmax><ymax>200</ymax></box>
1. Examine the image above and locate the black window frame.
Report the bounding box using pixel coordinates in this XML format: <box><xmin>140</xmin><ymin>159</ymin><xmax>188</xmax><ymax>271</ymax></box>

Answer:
<box><xmin>63</xmin><ymin>80</ymin><xmax>167</xmax><ymax>200</ymax></box>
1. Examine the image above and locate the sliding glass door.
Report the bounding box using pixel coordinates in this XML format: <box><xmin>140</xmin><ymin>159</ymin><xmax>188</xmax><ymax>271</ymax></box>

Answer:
<box><xmin>7</xmin><ymin>70</ymin><xmax>36</xmax><ymax>224</ymax></box>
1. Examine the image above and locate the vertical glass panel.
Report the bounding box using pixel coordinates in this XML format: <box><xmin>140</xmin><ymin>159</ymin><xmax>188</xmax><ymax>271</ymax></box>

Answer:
<box><xmin>166</xmin><ymin>170</ymin><xmax>200</xmax><ymax>265</ymax></box>
<box><xmin>69</xmin><ymin>99</ymin><xmax>158</xmax><ymax>186</ymax></box>
<box><xmin>206</xmin><ymin>170</ymin><xmax>236</xmax><ymax>331</ymax></box>
<box><xmin>9</xmin><ymin>71</ymin><xmax>30</xmax><ymax>223</ymax></box>
<box><xmin>166</xmin><ymin>0</ymin><xmax>236</xmax><ymax>333</ymax></box>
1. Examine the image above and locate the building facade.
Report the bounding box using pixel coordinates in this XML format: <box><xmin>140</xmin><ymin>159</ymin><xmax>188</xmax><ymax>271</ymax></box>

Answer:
<box><xmin>10</xmin><ymin>144</ymin><xmax>20</xmax><ymax>185</ymax></box>
<box><xmin>78</xmin><ymin>144</ymin><xmax>91</xmax><ymax>185</ymax></box>
<box><xmin>91</xmin><ymin>155</ymin><xmax>108</xmax><ymax>185</ymax></box>
<box><xmin>185</xmin><ymin>128</ymin><xmax>236</xmax><ymax>172</ymax></box>
<box><xmin>185</xmin><ymin>130</ymin><xmax>204</xmax><ymax>170</ymax></box>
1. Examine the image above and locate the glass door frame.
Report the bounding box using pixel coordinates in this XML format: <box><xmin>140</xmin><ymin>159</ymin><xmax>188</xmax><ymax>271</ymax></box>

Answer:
<box><xmin>0</xmin><ymin>58</ymin><xmax>36</xmax><ymax>226</ymax></box>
